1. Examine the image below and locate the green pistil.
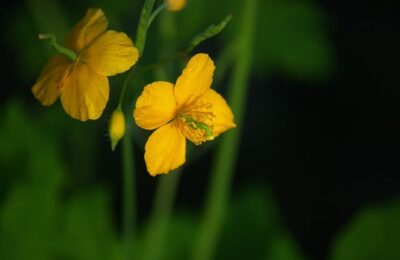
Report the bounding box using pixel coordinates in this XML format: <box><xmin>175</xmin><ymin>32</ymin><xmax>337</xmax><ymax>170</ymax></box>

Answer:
<box><xmin>39</xmin><ymin>33</ymin><xmax>77</xmax><ymax>61</ymax></box>
<box><xmin>181</xmin><ymin>115</ymin><xmax>214</xmax><ymax>141</ymax></box>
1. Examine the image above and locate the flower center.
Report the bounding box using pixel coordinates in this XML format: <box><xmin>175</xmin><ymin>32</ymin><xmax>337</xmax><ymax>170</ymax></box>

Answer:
<box><xmin>177</xmin><ymin>103</ymin><xmax>214</xmax><ymax>145</ymax></box>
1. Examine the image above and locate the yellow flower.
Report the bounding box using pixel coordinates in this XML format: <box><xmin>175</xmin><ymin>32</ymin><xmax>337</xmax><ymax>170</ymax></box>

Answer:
<box><xmin>165</xmin><ymin>0</ymin><xmax>186</xmax><ymax>12</ymax></box>
<box><xmin>32</xmin><ymin>8</ymin><xmax>139</xmax><ymax>121</ymax></box>
<box><xmin>134</xmin><ymin>53</ymin><xmax>236</xmax><ymax>176</ymax></box>
<box><xmin>109</xmin><ymin>109</ymin><xmax>126</xmax><ymax>151</ymax></box>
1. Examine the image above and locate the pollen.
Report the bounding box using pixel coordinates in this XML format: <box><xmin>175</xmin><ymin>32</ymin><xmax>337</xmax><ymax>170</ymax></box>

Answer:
<box><xmin>178</xmin><ymin>105</ymin><xmax>215</xmax><ymax>145</ymax></box>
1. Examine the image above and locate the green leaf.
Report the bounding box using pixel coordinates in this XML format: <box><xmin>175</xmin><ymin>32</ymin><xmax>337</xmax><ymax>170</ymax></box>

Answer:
<box><xmin>135</xmin><ymin>0</ymin><xmax>157</xmax><ymax>56</ymax></box>
<box><xmin>255</xmin><ymin>0</ymin><xmax>334</xmax><ymax>82</ymax></box>
<box><xmin>0</xmin><ymin>100</ymin><xmax>64</xmax><ymax>260</ymax></box>
<box><xmin>0</xmin><ymin>100</ymin><xmax>122</xmax><ymax>260</ymax></box>
<box><xmin>57</xmin><ymin>189</ymin><xmax>123</xmax><ymax>260</ymax></box>
<box><xmin>215</xmin><ymin>187</ymin><xmax>279</xmax><ymax>260</ymax></box>
<box><xmin>265</xmin><ymin>235</ymin><xmax>307</xmax><ymax>260</ymax></box>
<box><xmin>176</xmin><ymin>0</ymin><xmax>334</xmax><ymax>82</ymax></box>
<box><xmin>330</xmin><ymin>198</ymin><xmax>400</xmax><ymax>260</ymax></box>
<box><xmin>185</xmin><ymin>14</ymin><xmax>232</xmax><ymax>53</ymax></box>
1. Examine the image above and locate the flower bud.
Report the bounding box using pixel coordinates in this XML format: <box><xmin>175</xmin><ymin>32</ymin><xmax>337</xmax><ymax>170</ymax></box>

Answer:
<box><xmin>165</xmin><ymin>0</ymin><xmax>186</xmax><ymax>12</ymax></box>
<box><xmin>109</xmin><ymin>109</ymin><xmax>126</xmax><ymax>151</ymax></box>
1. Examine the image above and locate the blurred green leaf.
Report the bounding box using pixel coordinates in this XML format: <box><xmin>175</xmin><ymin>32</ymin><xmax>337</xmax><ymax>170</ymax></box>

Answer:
<box><xmin>255</xmin><ymin>0</ymin><xmax>334</xmax><ymax>82</ymax></box>
<box><xmin>161</xmin><ymin>213</ymin><xmax>199</xmax><ymax>260</ymax></box>
<box><xmin>0</xmin><ymin>100</ymin><xmax>122</xmax><ymax>260</ymax></box>
<box><xmin>0</xmin><ymin>100</ymin><xmax>64</xmax><ymax>260</ymax></box>
<box><xmin>215</xmin><ymin>187</ymin><xmax>284</xmax><ymax>260</ymax></box>
<box><xmin>177</xmin><ymin>0</ymin><xmax>333</xmax><ymax>82</ymax></box>
<box><xmin>151</xmin><ymin>185</ymin><xmax>306</xmax><ymax>260</ymax></box>
<box><xmin>265</xmin><ymin>234</ymin><xmax>307</xmax><ymax>260</ymax></box>
<box><xmin>57</xmin><ymin>189</ymin><xmax>123</xmax><ymax>260</ymax></box>
<box><xmin>330</xmin><ymin>198</ymin><xmax>400</xmax><ymax>260</ymax></box>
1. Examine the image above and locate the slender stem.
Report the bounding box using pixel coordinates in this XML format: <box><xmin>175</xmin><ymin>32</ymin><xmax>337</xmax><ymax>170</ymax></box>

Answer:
<box><xmin>147</xmin><ymin>3</ymin><xmax>167</xmax><ymax>29</ymax></box>
<box><xmin>38</xmin><ymin>33</ymin><xmax>77</xmax><ymax>60</ymax></box>
<box><xmin>135</xmin><ymin>0</ymin><xmax>156</xmax><ymax>56</ymax></box>
<box><xmin>141</xmin><ymin>173</ymin><xmax>181</xmax><ymax>260</ymax></box>
<box><xmin>191</xmin><ymin>0</ymin><xmax>258</xmax><ymax>259</ymax></box>
<box><xmin>118</xmin><ymin>70</ymin><xmax>136</xmax><ymax>108</ymax></box>
<box><xmin>122</xmin><ymin>122</ymin><xmax>136</xmax><ymax>260</ymax></box>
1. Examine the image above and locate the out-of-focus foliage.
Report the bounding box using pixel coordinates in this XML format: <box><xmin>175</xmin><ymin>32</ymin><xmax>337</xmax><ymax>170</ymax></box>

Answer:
<box><xmin>0</xmin><ymin>100</ymin><xmax>122</xmax><ymax>260</ymax></box>
<box><xmin>330</xmin><ymin>198</ymin><xmax>400</xmax><ymax>260</ymax></box>
<box><xmin>176</xmin><ymin>0</ymin><xmax>333</xmax><ymax>82</ymax></box>
<box><xmin>215</xmin><ymin>187</ymin><xmax>306</xmax><ymax>260</ymax></box>
<box><xmin>136</xmin><ymin>186</ymin><xmax>307</xmax><ymax>260</ymax></box>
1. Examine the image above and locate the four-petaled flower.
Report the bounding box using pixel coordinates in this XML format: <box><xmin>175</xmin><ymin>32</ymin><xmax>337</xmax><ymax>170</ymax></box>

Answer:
<box><xmin>134</xmin><ymin>53</ymin><xmax>236</xmax><ymax>176</ymax></box>
<box><xmin>32</xmin><ymin>8</ymin><xmax>139</xmax><ymax>121</ymax></box>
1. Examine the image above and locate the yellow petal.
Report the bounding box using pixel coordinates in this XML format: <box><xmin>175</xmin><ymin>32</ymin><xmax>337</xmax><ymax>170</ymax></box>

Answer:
<box><xmin>201</xmin><ymin>89</ymin><xmax>236</xmax><ymax>137</ymax></box>
<box><xmin>32</xmin><ymin>55</ymin><xmax>70</xmax><ymax>106</ymax></box>
<box><xmin>60</xmin><ymin>64</ymin><xmax>109</xmax><ymax>121</ymax></box>
<box><xmin>144</xmin><ymin>122</ymin><xmax>186</xmax><ymax>176</ymax></box>
<box><xmin>134</xmin><ymin>81</ymin><xmax>178</xmax><ymax>130</ymax></box>
<box><xmin>85</xmin><ymin>30</ymin><xmax>139</xmax><ymax>76</ymax></box>
<box><xmin>174</xmin><ymin>53</ymin><xmax>215</xmax><ymax>108</ymax></box>
<box><xmin>65</xmin><ymin>8</ymin><xmax>108</xmax><ymax>52</ymax></box>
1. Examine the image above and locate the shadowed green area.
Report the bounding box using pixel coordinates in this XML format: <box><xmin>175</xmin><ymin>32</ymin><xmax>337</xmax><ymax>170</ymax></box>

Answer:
<box><xmin>330</xmin><ymin>198</ymin><xmax>400</xmax><ymax>260</ymax></box>
<box><xmin>0</xmin><ymin>101</ymin><xmax>123</xmax><ymax>260</ymax></box>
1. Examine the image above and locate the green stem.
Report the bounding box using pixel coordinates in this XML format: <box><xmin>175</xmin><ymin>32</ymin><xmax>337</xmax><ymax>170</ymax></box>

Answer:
<box><xmin>135</xmin><ymin>0</ymin><xmax>156</xmax><ymax>56</ymax></box>
<box><xmin>118</xmin><ymin>70</ymin><xmax>136</xmax><ymax>108</ymax></box>
<box><xmin>141</xmin><ymin>173</ymin><xmax>181</xmax><ymax>260</ymax></box>
<box><xmin>191</xmin><ymin>0</ymin><xmax>258</xmax><ymax>259</ymax></box>
<box><xmin>122</xmin><ymin>124</ymin><xmax>136</xmax><ymax>260</ymax></box>
<box><xmin>38</xmin><ymin>33</ymin><xmax>77</xmax><ymax>60</ymax></box>
<box><xmin>213</xmin><ymin>41</ymin><xmax>237</xmax><ymax>88</ymax></box>
<box><xmin>148</xmin><ymin>3</ymin><xmax>167</xmax><ymax>29</ymax></box>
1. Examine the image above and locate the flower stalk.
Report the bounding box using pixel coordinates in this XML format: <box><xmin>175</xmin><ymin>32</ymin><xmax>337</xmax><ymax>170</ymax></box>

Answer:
<box><xmin>38</xmin><ymin>33</ymin><xmax>77</xmax><ymax>60</ymax></box>
<box><xmin>122</xmin><ymin>123</ymin><xmax>136</xmax><ymax>260</ymax></box>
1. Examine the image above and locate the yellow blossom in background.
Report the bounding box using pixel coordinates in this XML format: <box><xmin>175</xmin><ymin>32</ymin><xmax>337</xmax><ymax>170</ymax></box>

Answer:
<box><xmin>32</xmin><ymin>8</ymin><xmax>139</xmax><ymax>121</ymax></box>
<box><xmin>134</xmin><ymin>53</ymin><xmax>236</xmax><ymax>176</ymax></box>
<box><xmin>165</xmin><ymin>0</ymin><xmax>186</xmax><ymax>12</ymax></box>
<box><xmin>109</xmin><ymin>109</ymin><xmax>126</xmax><ymax>150</ymax></box>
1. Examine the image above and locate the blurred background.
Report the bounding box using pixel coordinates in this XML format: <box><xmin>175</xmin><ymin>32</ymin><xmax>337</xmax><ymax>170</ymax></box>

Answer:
<box><xmin>1</xmin><ymin>0</ymin><xmax>400</xmax><ymax>259</ymax></box>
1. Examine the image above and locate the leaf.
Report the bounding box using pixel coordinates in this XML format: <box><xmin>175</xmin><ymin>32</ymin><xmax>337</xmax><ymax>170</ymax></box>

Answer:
<box><xmin>0</xmin><ymin>100</ymin><xmax>64</xmax><ymax>260</ymax></box>
<box><xmin>0</xmin><ymin>100</ymin><xmax>122</xmax><ymax>260</ymax></box>
<box><xmin>257</xmin><ymin>0</ymin><xmax>334</xmax><ymax>82</ymax></box>
<box><xmin>57</xmin><ymin>189</ymin><xmax>124</xmax><ymax>260</ymax></box>
<box><xmin>215</xmin><ymin>187</ymin><xmax>280</xmax><ymax>259</ymax></box>
<box><xmin>265</xmin><ymin>235</ymin><xmax>307</xmax><ymax>260</ymax></box>
<box><xmin>177</xmin><ymin>0</ymin><xmax>334</xmax><ymax>82</ymax></box>
<box><xmin>330</xmin><ymin>198</ymin><xmax>400</xmax><ymax>260</ymax></box>
<box><xmin>185</xmin><ymin>14</ymin><xmax>232</xmax><ymax>53</ymax></box>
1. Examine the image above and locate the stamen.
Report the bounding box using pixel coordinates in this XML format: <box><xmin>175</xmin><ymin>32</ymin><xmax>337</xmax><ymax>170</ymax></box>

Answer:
<box><xmin>179</xmin><ymin>114</ymin><xmax>214</xmax><ymax>145</ymax></box>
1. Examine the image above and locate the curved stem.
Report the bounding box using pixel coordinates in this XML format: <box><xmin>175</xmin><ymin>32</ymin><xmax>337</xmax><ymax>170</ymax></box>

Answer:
<box><xmin>147</xmin><ymin>3</ymin><xmax>167</xmax><ymax>29</ymax></box>
<box><xmin>38</xmin><ymin>33</ymin><xmax>77</xmax><ymax>60</ymax></box>
<box><xmin>118</xmin><ymin>70</ymin><xmax>136</xmax><ymax>109</ymax></box>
